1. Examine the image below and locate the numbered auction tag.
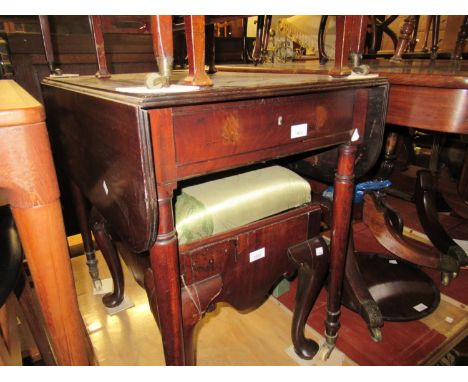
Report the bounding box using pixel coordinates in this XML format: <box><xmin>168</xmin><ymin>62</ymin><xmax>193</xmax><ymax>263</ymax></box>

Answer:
<box><xmin>249</xmin><ymin>247</ymin><xmax>265</xmax><ymax>263</ymax></box>
<box><xmin>291</xmin><ymin>123</ymin><xmax>307</xmax><ymax>139</ymax></box>
<box><xmin>413</xmin><ymin>303</ymin><xmax>428</xmax><ymax>312</ymax></box>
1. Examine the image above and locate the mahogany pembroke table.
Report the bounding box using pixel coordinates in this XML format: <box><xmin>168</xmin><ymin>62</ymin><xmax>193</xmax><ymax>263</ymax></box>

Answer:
<box><xmin>42</xmin><ymin>70</ymin><xmax>388</xmax><ymax>365</ymax></box>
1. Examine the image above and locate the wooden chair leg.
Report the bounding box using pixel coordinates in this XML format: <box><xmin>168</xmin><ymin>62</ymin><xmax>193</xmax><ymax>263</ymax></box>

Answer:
<box><xmin>349</xmin><ymin>16</ymin><xmax>368</xmax><ymax>68</ymax></box>
<box><xmin>421</xmin><ymin>16</ymin><xmax>433</xmax><ymax>52</ymax></box>
<box><xmin>89</xmin><ymin>16</ymin><xmax>110</xmax><ymax>78</ymax></box>
<box><xmin>289</xmin><ymin>236</ymin><xmax>330</xmax><ymax>360</ymax></box>
<box><xmin>430</xmin><ymin>15</ymin><xmax>441</xmax><ymax>60</ymax></box>
<box><xmin>408</xmin><ymin>15</ymin><xmax>420</xmax><ymax>52</ymax></box>
<box><xmin>149</xmin><ymin>15</ymin><xmax>173</xmax><ymax>88</ymax></box>
<box><xmin>69</xmin><ymin>181</ymin><xmax>102</xmax><ymax>290</ymax></box>
<box><xmin>205</xmin><ymin>23</ymin><xmax>217</xmax><ymax>74</ymax></box>
<box><xmin>90</xmin><ymin>208</ymin><xmax>124</xmax><ymax>308</ymax></box>
<box><xmin>252</xmin><ymin>16</ymin><xmax>265</xmax><ymax>65</ymax></box>
<box><xmin>261</xmin><ymin>16</ymin><xmax>272</xmax><ymax>60</ymax></box>
<box><xmin>318</xmin><ymin>16</ymin><xmax>329</xmax><ymax>64</ymax></box>
<box><xmin>452</xmin><ymin>16</ymin><xmax>468</xmax><ymax>60</ymax></box>
<box><xmin>390</xmin><ymin>16</ymin><xmax>416</xmax><ymax>63</ymax></box>
<box><xmin>329</xmin><ymin>16</ymin><xmax>353</xmax><ymax>76</ymax></box>
<box><xmin>38</xmin><ymin>16</ymin><xmax>62</xmax><ymax>75</ymax></box>
<box><xmin>184</xmin><ymin>15</ymin><xmax>213</xmax><ymax>86</ymax></box>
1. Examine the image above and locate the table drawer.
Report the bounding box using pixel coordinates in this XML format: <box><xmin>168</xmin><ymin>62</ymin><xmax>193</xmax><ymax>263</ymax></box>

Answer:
<box><xmin>172</xmin><ymin>89</ymin><xmax>356</xmax><ymax>168</ymax></box>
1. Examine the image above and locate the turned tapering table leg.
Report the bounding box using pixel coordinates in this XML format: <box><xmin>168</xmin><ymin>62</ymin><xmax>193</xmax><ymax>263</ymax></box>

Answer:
<box><xmin>319</xmin><ymin>143</ymin><xmax>357</xmax><ymax>360</ymax></box>
<box><xmin>148</xmin><ymin>188</ymin><xmax>185</xmax><ymax>365</ymax></box>
<box><xmin>0</xmin><ymin>101</ymin><xmax>90</xmax><ymax>365</ymax></box>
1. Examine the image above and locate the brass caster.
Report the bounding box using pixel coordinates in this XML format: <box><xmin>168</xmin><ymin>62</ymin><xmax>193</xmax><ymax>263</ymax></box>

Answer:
<box><xmin>370</xmin><ymin>327</ymin><xmax>382</xmax><ymax>342</ymax></box>
<box><xmin>441</xmin><ymin>272</ymin><xmax>451</xmax><ymax>286</ymax></box>
<box><xmin>145</xmin><ymin>72</ymin><xmax>169</xmax><ymax>89</ymax></box>
<box><xmin>352</xmin><ymin>65</ymin><xmax>370</xmax><ymax>75</ymax></box>
<box><xmin>318</xmin><ymin>341</ymin><xmax>335</xmax><ymax>361</ymax></box>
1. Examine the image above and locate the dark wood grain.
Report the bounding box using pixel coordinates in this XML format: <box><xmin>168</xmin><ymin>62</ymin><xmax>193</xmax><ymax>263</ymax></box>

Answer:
<box><xmin>42</xmin><ymin>85</ymin><xmax>157</xmax><ymax>253</ymax></box>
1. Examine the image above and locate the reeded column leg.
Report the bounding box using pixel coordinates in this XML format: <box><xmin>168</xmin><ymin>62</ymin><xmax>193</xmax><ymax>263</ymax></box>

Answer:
<box><xmin>390</xmin><ymin>16</ymin><xmax>416</xmax><ymax>63</ymax></box>
<box><xmin>319</xmin><ymin>143</ymin><xmax>357</xmax><ymax>360</ymax></box>
<box><xmin>289</xmin><ymin>236</ymin><xmax>330</xmax><ymax>359</ymax></box>
<box><xmin>90</xmin><ymin>208</ymin><xmax>124</xmax><ymax>308</ymax></box>
<box><xmin>69</xmin><ymin>180</ymin><xmax>102</xmax><ymax>291</ymax></box>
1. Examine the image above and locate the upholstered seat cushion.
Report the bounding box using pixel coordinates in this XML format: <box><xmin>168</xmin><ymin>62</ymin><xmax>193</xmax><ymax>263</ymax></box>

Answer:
<box><xmin>175</xmin><ymin>166</ymin><xmax>311</xmax><ymax>245</ymax></box>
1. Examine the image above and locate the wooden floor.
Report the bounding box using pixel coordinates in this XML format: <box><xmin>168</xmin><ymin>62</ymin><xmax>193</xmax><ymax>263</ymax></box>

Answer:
<box><xmin>70</xmin><ymin>192</ymin><xmax>468</xmax><ymax>366</ymax></box>
<box><xmin>71</xmin><ymin>250</ymin><xmax>356</xmax><ymax>366</ymax></box>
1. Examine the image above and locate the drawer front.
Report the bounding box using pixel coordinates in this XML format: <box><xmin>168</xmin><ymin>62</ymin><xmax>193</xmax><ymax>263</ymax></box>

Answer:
<box><xmin>172</xmin><ymin>89</ymin><xmax>355</xmax><ymax>169</ymax></box>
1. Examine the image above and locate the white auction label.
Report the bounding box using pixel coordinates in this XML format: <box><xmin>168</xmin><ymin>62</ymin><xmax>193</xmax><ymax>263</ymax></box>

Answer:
<box><xmin>316</xmin><ymin>247</ymin><xmax>324</xmax><ymax>256</ymax></box>
<box><xmin>250</xmin><ymin>247</ymin><xmax>266</xmax><ymax>263</ymax></box>
<box><xmin>413</xmin><ymin>303</ymin><xmax>428</xmax><ymax>312</ymax></box>
<box><xmin>291</xmin><ymin>123</ymin><xmax>308</xmax><ymax>139</ymax></box>
<box><xmin>389</xmin><ymin>259</ymin><xmax>398</xmax><ymax>264</ymax></box>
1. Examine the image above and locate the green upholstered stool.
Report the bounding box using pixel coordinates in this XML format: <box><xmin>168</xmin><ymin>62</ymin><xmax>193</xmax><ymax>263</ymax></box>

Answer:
<box><xmin>175</xmin><ymin>165</ymin><xmax>312</xmax><ymax>245</ymax></box>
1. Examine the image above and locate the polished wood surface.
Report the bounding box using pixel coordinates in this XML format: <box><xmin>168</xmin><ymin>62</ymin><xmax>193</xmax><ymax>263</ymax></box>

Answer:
<box><xmin>0</xmin><ymin>80</ymin><xmax>89</xmax><ymax>365</ymax></box>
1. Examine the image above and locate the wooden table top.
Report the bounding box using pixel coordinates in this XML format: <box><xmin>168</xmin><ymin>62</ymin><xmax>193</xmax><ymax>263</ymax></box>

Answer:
<box><xmin>42</xmin><ymin>70</ymin><xmax>387</xmax><ymax>108</ymax></box>
<box><xmin>0</xmin><ymin>80</ymin><xmax>45</xmax><ymax>127</ymax></box>
<box><xmin>217</xmin><ymin>59</ymin><xmax>468</xmax><ymax>89</ymax></box>
<box><xmin>216</xmin><ymin>60</ymin><xmax>468</xmax><ymax>133</ymax></box>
